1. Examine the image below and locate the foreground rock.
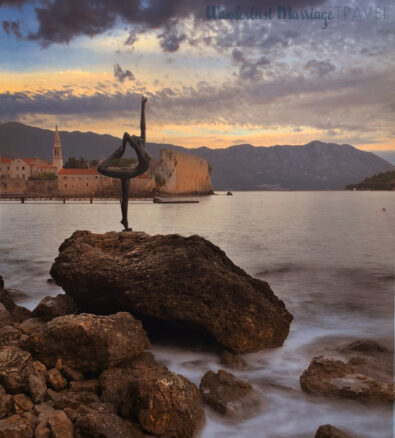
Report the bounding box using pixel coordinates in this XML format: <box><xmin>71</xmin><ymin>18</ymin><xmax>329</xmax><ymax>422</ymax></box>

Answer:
<box><xmin>0</xmin><ymin>414</ymin><xmax>34</xmax><ymax>437</ymax></box>
<box><xmin>199</xmin><ymin>369</ymin><xmax>260</xmax><ymax>418</ymax></box>
<box><xmin>50</xmin><ymin>231</ymin><xmax>293</xmax><ymax>353</ymax></box>
<box><xmin>300</xmin><ymin>356</ymin><xmax>393</xmax><ymax>403</ymax></box>
<box><xmin>0</xmin><ymin>346</ymin><xmax>34</xmax><ymax>393</ymax></box>
<box><xmin>23</xmin><ymin>312</ymin><xmax>150</xmax><ymax>372</ymax></box>
<box><xmin>315</xmin><ymin>424</ymin><xmax>354</xmax><ymax>438</ymax></box>
<box><xmin>32</xmin><ymin>294</ymin><xmax>78</xmax><ymax>322</ymax></box>
<box><xmin>75</xmin><ymin>404</ymin><xmax>144</xmax><ymax>438</ymax></box>
<box><xmin>101</xmin><ymin>363</ymin><xmax>204</xmax><ymax>438</ymax></box>
<box><xmin>0</xmin><ymin>287</ymin><xmax>31</xmax><ymax>324</ymax></box>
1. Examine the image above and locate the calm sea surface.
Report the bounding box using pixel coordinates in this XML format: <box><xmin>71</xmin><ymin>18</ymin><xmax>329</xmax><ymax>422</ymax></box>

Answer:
<box><xmin>0</xmin><ymin>191</ymin><xmax>394</xmax><ymax>437</ymax></box>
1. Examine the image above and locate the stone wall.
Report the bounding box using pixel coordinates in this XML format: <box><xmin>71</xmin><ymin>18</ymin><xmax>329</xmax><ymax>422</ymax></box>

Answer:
<box><xmin>0</xmin><ymin>177</ymin><xmax>27</xmax><ymax>195</ymax></box>
<box><xmin>154</xmin><ymin>149</ymin><xmax>212</xmax><ymax>195</ymax></box>
<box><xmin>27</xmin><ymin>180</ymin><xmax>58</xmax><ymax>196</ymax></box>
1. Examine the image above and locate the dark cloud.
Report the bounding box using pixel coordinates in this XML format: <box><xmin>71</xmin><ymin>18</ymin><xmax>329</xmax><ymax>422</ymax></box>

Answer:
<box><xmin>304</xmin><ymin>59</ymin><xmax>336</xmax><ymax>77</ymax></box>
<box><xmin>2</xmin><ymin>20</ymin><xmax>22</xmax><ymax>38</ymax></box>
<box><xmin>232</xmin><ymin>48</ymin><xmax>270</xmax><ymax>81</ymax></box>
<box><xmin>0</xmin><ymin>89</ymin><xmax>142</xmax><ymax>119</ymax></box>
<box><xmin>124</xmin><ymin>29</ymin><xmax>138</xmax><ymax>46</ymax></box>
<box><xmin>158</xmin><ymin>23</ymin><xmax>186</xmax><ymax>52</ymax></box>
<box><xmin>113</xmin><ymin>64</ymin><xmax>135</xmax><ymax>83</ymax></box>
<box><xmin>2</xmin><ymin>0</ymin><xmax>326</xmax><ymax>46</ymax></box>
<box><xmin>0</xmin><ymin>0</ymin><xmax>30</xmax><ymax>5</ymax></box>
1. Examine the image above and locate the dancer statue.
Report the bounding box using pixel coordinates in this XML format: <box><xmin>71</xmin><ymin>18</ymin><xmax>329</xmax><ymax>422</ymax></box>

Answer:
<box><xmin>98</xmin><ymin>97</ymin><xmax>150</xmax><ymax>231</ymax></box>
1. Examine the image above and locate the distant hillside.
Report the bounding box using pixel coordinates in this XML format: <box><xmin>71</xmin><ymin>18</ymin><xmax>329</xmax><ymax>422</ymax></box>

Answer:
<box><xmin>0</xmin><ymin>122</ymin><xmax>393</xmax><ymax>190</ymax></box>
<box><xmin>372</xmin><ymin>151</ymin><xmax>395</xmax><ymax>166</ymax></box>
<box><xmin>347</xmin><ymin>170</ymin><xmax>395</xmax><ymax>190</ymax></box>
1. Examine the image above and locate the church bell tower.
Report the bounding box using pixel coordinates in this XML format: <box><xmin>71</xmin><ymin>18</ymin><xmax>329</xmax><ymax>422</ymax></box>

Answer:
<box><xmin>52</xmin><ymin>125</ymin><xmax>63</xmax><ymax>170</ymax></box>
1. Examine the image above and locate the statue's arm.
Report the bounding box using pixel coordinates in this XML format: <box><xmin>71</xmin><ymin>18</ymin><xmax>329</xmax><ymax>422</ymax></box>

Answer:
<box><xmin>97</xmin><ymin>132</ymin><xmax>150</xmax><ymax>179</ymax></box>
<box><xmin>118</xmin><ymin>133</ymin><xmax>150</xmax><ymax>179</ymax></box>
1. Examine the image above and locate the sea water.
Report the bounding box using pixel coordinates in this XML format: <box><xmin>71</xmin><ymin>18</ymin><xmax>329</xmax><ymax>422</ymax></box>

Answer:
<box><xmin>0</xmin><ymin>191</ymin><xmax>393</xmax><ymax>437</ymax></box>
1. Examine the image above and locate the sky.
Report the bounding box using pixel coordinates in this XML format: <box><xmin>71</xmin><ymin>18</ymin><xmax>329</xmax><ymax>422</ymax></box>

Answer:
<box><xmin>0</xmin><ymin>0</ymin><xmax>394</xmax><ymax>151</ymax></box>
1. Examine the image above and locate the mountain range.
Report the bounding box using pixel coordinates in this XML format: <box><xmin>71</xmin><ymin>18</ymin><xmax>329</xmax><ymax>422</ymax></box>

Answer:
<box><xmin>0</xmin><ymin>122</ymin><xmax>393</xmax><ymax>190</ymax></box>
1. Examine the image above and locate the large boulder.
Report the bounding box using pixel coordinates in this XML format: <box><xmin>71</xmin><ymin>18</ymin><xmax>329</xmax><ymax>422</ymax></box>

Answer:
<box><xmin>300</xmin><ymin>356</ymin><xmax>393</xmax><ymax>403</ymax></box>
<box><xmin>100</xmin><ymin>365</ymin><xmax>204</xmax><ymax>438</ymax></box>
<box><xmin>23</xmin><ymin>312</ymin><xmax>150</xmax><ymax>373</ymax></box>
<box><xmin>50</xmin><ymin>231</ymin><xmax>293</xmax><ymax>353</ymax></box>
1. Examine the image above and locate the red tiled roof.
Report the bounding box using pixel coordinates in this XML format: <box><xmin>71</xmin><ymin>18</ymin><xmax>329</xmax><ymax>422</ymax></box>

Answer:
<box><xmin>58</xmin><ymin>168</ymin><xmax>99</xmax><ymax>175</ymax></box>
<box><xmin>1</xmin><ymin>157</ymin><xmax>11</xmax><ymax>163</ymax></box>
<box><xmin>138</xmin><ymin>173</ymin><xmax>151</xmax><ymax>179</ymax></box>
<box><xmin>40</xmin><ymin>165</ymin><xmax>56</xmax><ymax>169</ymax></box>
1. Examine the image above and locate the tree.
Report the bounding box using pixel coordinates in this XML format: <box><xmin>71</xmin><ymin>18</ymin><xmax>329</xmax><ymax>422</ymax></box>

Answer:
<box><xmin>64</xmin><ymin>157</ymin><xmax>89</xmax><ymax>169</ymax></box>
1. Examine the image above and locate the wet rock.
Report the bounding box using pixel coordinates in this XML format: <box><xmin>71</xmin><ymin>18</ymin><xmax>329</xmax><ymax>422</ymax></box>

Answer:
<box><xmin>315</xmin><ymin>424</ymin><xmax>354</xmax><ymax>438</ymax></box>
<box><xmin>50</xmin><ymin>391</ymin><xmax>99</xmax><ymax>410</ymax></box>
<box><xmin>50</xmin><ymin>231</ymin><xmax>293</xmax><ymax>353</ymax></box>
<box><xmin>31</xmin><ymin>295</ymin><xmax>77</xmax><ymax>322</ymax></box>
<box><xmin>0</xmin><ymin>346</ymin><xmax>33</xmax><ymax>393</ymax></box>
<box><xmin>13</xmin><ymin>394</ymin><xmax>33</xmax><ymax>414</ymax></box>
<box><xmin>300</xmin><ymin>356</ymin><xmax>393</xmax><ymax>403</ymax></box>
<box><xmin>0</xmin><ymin>304</ymin><xmax>13</xmax><ymax>329</ymax></box>
<box><xmin>61</xmin><ymin>365</ymin><xmax>84</xmax><ymax>382</ymax></box>
<box><xmin>28</xmin><ymin>374</ymin><xmax>47</xmax><ymax>405</ymax></box>
<box><xmin>69</xmin><ymin>380</ymin><xmax>99</xmax><ymax>394</ymax></box>
<box><xmin>33</xmin><ymin>402</ymin><xmax>54</xmax><ymax>417</ymax></box>
<box><xmin>4</xmin><ymin>289</ymin><xmax>29</xmax><ymax>303</ymax></box>
<box><xmin>17</xmin><ymin>318</ymin><xmax>44</xmax><ymax>335</ymax></box>
<box><xmin>0</xmin><ymin>385</ymin><xmax>12</xmax><ymax>419</ymax></box>
<box><xmin>23</xmin><ymin>312</ymin><xmax>150</xmax><ymax>373</ymax></box>
<box><xmin>100</xmin><ymin>365</ymin><xmax>203</xmax><ymax>438</ymax></box>
<box><xmin>47</xmin><ymin>369</ymin><xmax>67</xmax><ymax>392</ymax></box>
<box><xmin>0</xmin><ymin>326</ymin><xmax>22</xmax><ymax>348</ymax></box>
<box><xmin>220</xmin><ymin>351</ymin><xmax>246</xmax><ymax>370</ymax></box>
<box><xmin>199</xmin><ymin>369</ymin><xmax>259</xmax><ymax>417</ymax></box>
<box><xmin>0</xmin><ymin>414</ymin><xmax>34</xmax><ymax>438</ymax></box>
<box><xmin>0</xmin><ymin>289</ymin><xmax>16</xmax><ymax>313</ymax></box>
<box><xmin>47</xmin><ymin>410</ymin><xmax>74</xmax><ymax>438</ymax></box>
<box><xmin>345</xmin><ymin>340</ymin><xmax>388</xmax><ymax>353</ymax></box>
<box><xmin>0</xmin><ymin>289</ymin><xmax>31</xmax><ymax>323</ymax></box>
<box><xmin>35</xmin><ymin>421</ymin><xmax>51</xmax><ymax>438</ymax></box>
<box><xmin>75</xmin><ymin>404</ymin><xmax>145</xmax><ymax>438</ymax></box>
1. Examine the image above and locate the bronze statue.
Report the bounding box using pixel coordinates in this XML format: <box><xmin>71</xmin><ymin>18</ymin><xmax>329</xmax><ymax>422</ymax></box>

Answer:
<box><xmin>98</xmin><ymin>97</ymin><xmax>150</xmax><ymax>231</ymax></box>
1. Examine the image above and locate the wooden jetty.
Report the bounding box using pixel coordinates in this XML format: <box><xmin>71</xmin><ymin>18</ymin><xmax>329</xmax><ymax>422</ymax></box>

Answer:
<box><xmin>153</xmin><ymin>197</ymin><xmax>199</xmax><ymax>204</ymax></box>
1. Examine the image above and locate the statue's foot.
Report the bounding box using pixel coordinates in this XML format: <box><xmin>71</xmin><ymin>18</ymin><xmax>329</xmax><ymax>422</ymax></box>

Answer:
<box><xmin>121</xmin><ymin>219</ymin><xmax>132</xmax><ymax>232</ymax></box>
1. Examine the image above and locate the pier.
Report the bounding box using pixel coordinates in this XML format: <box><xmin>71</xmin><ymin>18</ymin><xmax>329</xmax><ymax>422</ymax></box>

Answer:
<box><xmin>0</xmin><ymin>195</ymin><xmax>153</xmax><ymax>203</ymax></box>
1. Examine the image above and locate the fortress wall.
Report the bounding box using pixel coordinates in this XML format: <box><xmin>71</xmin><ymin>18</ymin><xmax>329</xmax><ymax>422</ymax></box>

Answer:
<box><xmin>0</xmin><ymin>178</ymin><xmax>27</xmax><ymax>195</ymax></box>
<box><xmin>27</xmin><ymin>180</ymin><xmax>58</xmax><ymax>196</ymax></box>
<box><xmin>130</xmin><ymin>175</ymin><xmax>155</xmax><ymax>197</ymax></box>
<box><xmin>157</xmin><ymin>149</ymin><xmax>212</xmax><ymax>195</ymax></box>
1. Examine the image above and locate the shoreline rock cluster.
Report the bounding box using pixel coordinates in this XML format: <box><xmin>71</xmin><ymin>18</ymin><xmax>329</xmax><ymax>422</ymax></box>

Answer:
<box><xmin>0</xmin><ymin>230</ymin><xmax>393</xmax><ymax>438</ymax></box>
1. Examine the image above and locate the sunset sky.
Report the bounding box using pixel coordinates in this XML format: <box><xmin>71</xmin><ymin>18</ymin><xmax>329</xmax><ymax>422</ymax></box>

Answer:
<box><xmin>0</xmin><ymin>0</ymin><xmax>394</xmax><ymax>151</ymax></box>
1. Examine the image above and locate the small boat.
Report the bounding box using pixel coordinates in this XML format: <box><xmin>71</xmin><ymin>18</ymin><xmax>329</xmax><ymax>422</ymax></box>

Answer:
<box><xmin>153</xmin><ymin>197</ymin><xmax>199</xmax><ymax>204</ymax></box>
<box><xmin>226</xmin><ymin>191</ymin><xmax>233</xmax><ymax>196</ymax></box>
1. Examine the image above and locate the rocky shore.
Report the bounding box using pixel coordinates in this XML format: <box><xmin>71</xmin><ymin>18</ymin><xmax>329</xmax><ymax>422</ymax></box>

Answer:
<box><xmin>0</xmin><ymin>231</ymin><xmax>393</xmax><ymax>438</ymax></box>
